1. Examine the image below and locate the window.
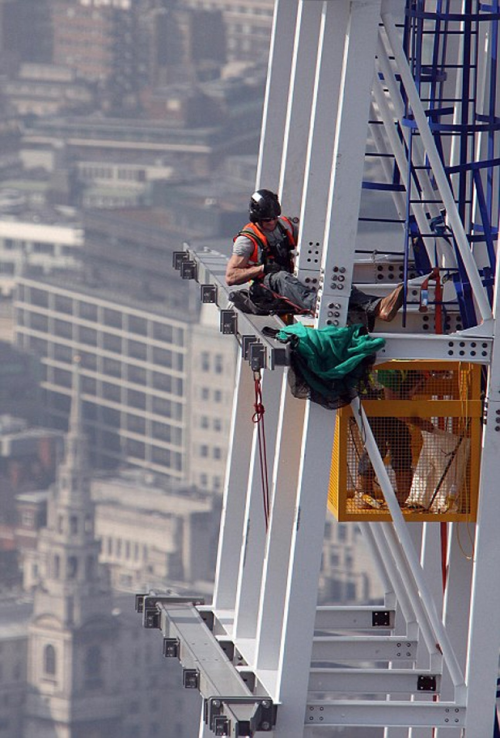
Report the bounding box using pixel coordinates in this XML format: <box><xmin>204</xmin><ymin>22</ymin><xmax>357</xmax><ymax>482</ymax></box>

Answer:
<box><xmin>128</xmin><ymin>365</ymin><xmax>146</xmax><ymax>385</ymax></box>
<box><xmin>103</xmin><ymin>308</ymin><xmax>122</xmax><ymax>329</ymax></box>
<box><xmin>103</xmin><ymin>357</ymin><xmax>121</xmax><ymax>378</ymax></box>
<box><xmin>213</xmin><ymin>418</ymin><xmax>222</xmax><ymax>432</ymax></box>
<box><xmin>79</xmin><ymin>326</ymin><xmax>97</xmax><ymax>346</ymax></box>
<box><xmin>201</xmin><ymin>352</ymin><xmax>210</xmax><ymax>372</ymax></box>
<box><xmin>152</xmin><ymin>447</ymin><xmax>171</xmax><ymax>465</ymax></box>
<box><xmin>129</xmin><ymin>340</ymin><xmax>147</xmax><ymax>361</ymax></box>
<box><xmin>128</xmin><ymin>315</ymin><xmax>147</xmax><ymax>335</ymax></box>
<box><xmin>31</xmin><ymin>288</ymin><xmax>49</xmax><ymax>308</ymax></box>
<box><xmin>214</xmin><ymin>354</ymin><xmax>224</xmax><ymax>374</ymax></box>
<box><xmin>213</xmin><ymin>447</ymin><xmax>222</xmax><ymax>460</ymax></box>
<box><xmin>127</xmin><ymin>414</ymin><xmax>146</xmax><ymax>434</ymax></box>
<box><xmin>152</xmin><ymin>397</ymin><xmax>171</xmax><ymax>417</ymax></box>
<box><xmin>55</xmin><ymin>319</ymin><xmax>72</xmax><ymax>339</ymax></box>
<box><xmin>153</xmin><ymin>323</ymin><xmax>173</xmax><ymax>342</ymax></box>
<box><xmin>200</xmin><ymin>445</ymin><xmax>209</xmax><ymax>458</ymax></box>
<box><xmin>152</xmin><ymin>372</ymin><xmax>172</xmax><ymax>392</ymax></box>
<box><xmin>337</xmin><ymin>524</ymin><xmax>347</xmax><ymax>542</ymax></box>
<box><xmin>152</xmin><ymin>421</ymin><xmax>171</xmax><ymax>441</ymax></box>
<box><xmin>55</xmin><ymin>294</ymin><xmax>73</xmax><ymax>314</ymax></box>
<box><xmin>44</xmin><ymin>645</ymin><xmax>56</xmax><ymax>676</ymax></box>
<box><xmin>201</xmin><ymin>387</ymin><xmax>210</xmax><ymax>400</ymax></box>
<box><xmin>103</xmin><ymin>333</ymin><xmax>122</xmax><ymax>353</ymax></box>
<box><xmin>30</xmin><ymin>313</ymin><xmax>49</xmax><ymax>332</ymax></box>
<box><xmin>54</xmin><ymin>343</ymin><xmax>73</xmax><ymax>363</ymax></box>
<box><xmin>214</xmin><ymin>390</ymin><xmax>222</xmax><ymax>403</ymax></box>
<box><xmin>70</xmin><ymin>516</ymin><xmax>78</xmax><ymax>535</ymax></box>
<box><xmin>200</xmin><ymin>416</ymin><xmax>209</xmax><ymax>429</ymax></box>
<box><xmin>80</xmin><ymin>352</ymin><xmax>97</xmax><ymax>371</ymax></box>
<box><xmin>128</xmin><ymin>390</ymin><xmax>146</xmax><ymax>410</ymax></box>
<box><xmin>79</xmin><ymin>301</ymin><xmax>98</xmax><ymax>321</ymax></box>
<box><xmin>102</xmin><ymin>383</ymin><xmax>121</xmax><ymax>402</ymax></box>
<box><xmin>153</xmin><ymin>347</ymin><xmax>172</xmax><ymax>367</ymax></box>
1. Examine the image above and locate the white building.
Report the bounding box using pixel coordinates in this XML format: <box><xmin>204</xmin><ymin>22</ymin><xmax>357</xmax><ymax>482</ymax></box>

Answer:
<box><xmin>0</xmin><ymin>208</ymin><xmax>83</xmax><ymax>296</ymax></box>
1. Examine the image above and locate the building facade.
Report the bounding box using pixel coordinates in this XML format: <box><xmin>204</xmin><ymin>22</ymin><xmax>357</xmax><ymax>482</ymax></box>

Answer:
<box><xmin>0</xmin><ymin>209</ymin><xmax>83</xmax><ymax>297</ymax></box>
<box><xmin>14</xmin><ymin>274</ymin><xmax>236</xmax><ymax>486</ymax></box>
<box><xmin>184</xmin><ymin>0</ymin><xmax>274</xmax><ymax>63</ymax></box>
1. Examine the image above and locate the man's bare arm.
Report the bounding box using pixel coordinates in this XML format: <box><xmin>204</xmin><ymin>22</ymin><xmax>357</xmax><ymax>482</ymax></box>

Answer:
<box><xmin>225</xmin><ymin>253</ymin><xmax>265</xmax><ymax>286</ymax></box>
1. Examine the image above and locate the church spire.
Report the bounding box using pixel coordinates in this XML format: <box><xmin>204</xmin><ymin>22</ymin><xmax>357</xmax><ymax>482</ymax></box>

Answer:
<box><xmin>56</xmin><ymin>355</ymin><xmax>91</xmax><ymax>505</ymax></box>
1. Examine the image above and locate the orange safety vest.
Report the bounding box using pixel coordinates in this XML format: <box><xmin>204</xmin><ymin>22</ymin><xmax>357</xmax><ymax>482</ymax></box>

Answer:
<box><xmin>233</xmin><ymin>217</ymin><xmax>297</xmax><ymax>272</ymax></box>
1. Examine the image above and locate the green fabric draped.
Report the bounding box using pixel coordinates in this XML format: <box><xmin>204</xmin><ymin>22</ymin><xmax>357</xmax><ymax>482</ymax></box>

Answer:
<box><xmin>276</xmin><ymin>323</ymin><xmax>386</xmax><ymax>403</ymax></box>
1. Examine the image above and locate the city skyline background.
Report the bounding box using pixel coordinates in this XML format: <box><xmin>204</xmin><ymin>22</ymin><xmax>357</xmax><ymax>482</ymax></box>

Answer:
<box><xmin>0</xmin><ymin>2</ymin><xmax>384</xmax><ymax>736</ymax></box>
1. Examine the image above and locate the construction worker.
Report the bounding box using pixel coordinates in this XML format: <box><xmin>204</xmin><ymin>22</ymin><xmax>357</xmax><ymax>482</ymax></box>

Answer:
<box><xmin>226</xmin><ymin>189</ymin><xmax>404</xmax><ymax>325</ymax></box>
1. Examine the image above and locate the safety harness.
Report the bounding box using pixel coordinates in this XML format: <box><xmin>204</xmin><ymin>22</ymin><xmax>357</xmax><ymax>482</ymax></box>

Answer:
<box><xmin>234</xmin><ymin>217</ymin><xmax>297</xmax><ymax>274</ymax></box>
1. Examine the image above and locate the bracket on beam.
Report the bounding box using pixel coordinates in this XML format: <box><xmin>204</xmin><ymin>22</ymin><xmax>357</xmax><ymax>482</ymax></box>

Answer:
<box><xmin>220</xmin><ymin>310</ymin><xmax>238</xmax><ymax>335</ymax></box>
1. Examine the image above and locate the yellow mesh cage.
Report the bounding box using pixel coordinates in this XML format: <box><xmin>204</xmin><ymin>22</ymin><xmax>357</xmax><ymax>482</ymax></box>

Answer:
<box><xmin>328</xmin><ymin>361</ymin><xmax>482</xmax><ymax>522</ymax></box>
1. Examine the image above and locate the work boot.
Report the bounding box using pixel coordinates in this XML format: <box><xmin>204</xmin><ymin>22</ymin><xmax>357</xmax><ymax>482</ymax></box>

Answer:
<box><xmin>376</xmin><ymin>283</ymin><xmax>404</xmax><ymax>322</ymax></box>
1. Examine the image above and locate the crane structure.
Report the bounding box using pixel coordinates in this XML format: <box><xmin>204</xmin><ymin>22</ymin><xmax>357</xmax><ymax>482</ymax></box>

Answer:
<box><xmin>136</xmin><ymin>2</ymin><xmax>500</xmax><ymax>736</ymax></box>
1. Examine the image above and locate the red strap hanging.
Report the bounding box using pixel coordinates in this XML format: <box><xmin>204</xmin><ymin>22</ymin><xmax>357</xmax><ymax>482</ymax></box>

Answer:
<box><xmin>253</xmin><ymin>371</ymin><xmax>271</xmax><ymax>530</ymax></box>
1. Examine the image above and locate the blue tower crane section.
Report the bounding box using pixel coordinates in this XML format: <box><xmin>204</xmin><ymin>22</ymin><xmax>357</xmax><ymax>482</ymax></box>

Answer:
<box><xmin>137</xmin><ymin>2</ymin><xmax>500</xmax><ymax>736</ymax></box>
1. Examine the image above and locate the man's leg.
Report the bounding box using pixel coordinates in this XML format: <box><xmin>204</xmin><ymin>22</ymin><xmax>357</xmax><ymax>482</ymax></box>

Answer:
<box><xmin>265</xmin><ymin>271</ymin><xmax>316</xmax><ymax>311</ymax></box>
<box><xmin>348</xmin><ymin>284</ymin><xmax>404</xmax><ymax>329</ymax></box>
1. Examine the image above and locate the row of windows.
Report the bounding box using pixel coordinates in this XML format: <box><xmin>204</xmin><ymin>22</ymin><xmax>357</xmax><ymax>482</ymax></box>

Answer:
<box><xmin>2</xmin><ymin>239</ymin><xmax>77</xmax><ymax>255</ymax></box>
<box><xmin>198</xmin><ymin>473</ymin><xmax>222</xmax><ymax>491</ymax></box>
<box><xmin>200</xmin><ymin>351</ymin><xmax>225</xmax><ymax>373</ymax></box>
<box><xmin>200</xmin><ymin>386</ymin><xmax>224</xmax><ymax>402</ymax></box>
<box><xmin>79</xmin><ymin>165</ymin><xmax>146</xmax><ymax>182</ymax></box>
<box><xmin>199</xmin><ymin>444</ymin><xmax>223</xmax><ymax>460</ymax></box>
<box><xmin>199</xmin><ymin>415</ymin><xmax>223</xmax><ymax>431</ymax></box>
<box><xmin>104</xmin><ymin>537</ymin><xmax>145</xmax><ymax>561</ymax></box>
<box><xmin>20</xmin><ymin>318</ymin><xmax>185</xmax><ymax>368</ymax></box>
<box><xmin>17</xmin><ymin>286</ymin><xmax>184</xmax><ymax>344</ymax></box>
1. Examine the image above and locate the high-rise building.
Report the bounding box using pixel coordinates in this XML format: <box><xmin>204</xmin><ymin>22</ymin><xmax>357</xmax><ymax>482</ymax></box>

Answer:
<box><xmin>13</xmin><ymin>201</ymin><xmax>240</xmax><ymax>485</ymax></box>
<box><xmin>51</xmin><ymin>0</ymin><xmax>138</xmax><ymax>112</ymax></box>
<box><xmin>183</xmin><ymin>0</ymin><xmax>274</xmax><ymax>63</ymax></box>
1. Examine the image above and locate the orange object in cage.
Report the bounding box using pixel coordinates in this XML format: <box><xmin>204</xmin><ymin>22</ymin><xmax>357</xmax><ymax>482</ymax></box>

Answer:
<box><xmin>327</xmin><ymin>361</ymin><xmax>482</xmax><ymax>523</ymax></box>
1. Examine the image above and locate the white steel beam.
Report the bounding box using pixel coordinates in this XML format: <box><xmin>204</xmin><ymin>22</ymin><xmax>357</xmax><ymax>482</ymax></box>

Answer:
<box><xmin>303</xmin><ymin>700</ymin><xmax>465</xmax><ymax>729</ymax></box>
<box><xmin>271</xmin><ymin>402</ymin><xmax>336</xmax><ymax>738</ymax></box>
<box><xmin>257</xmin><ymin>0</ymin><xmax>299</xmax><ymax>188</ymax></box>
<box><xmin>436</xmin><ymin>524</ymin><xmax>474</xmax><ymax>738</ymax></box>
<box><xmin>233</xmin><ymin>368</ymin><xmax>286</xmax><ymax>640</ymax></box>
<box><xmin>254</xmin><ymin>379</ymin><xmax>306</xmax><ymax>685</ymax></box>
<box><xmin>296</xmin><ymin>0</ymin><xmax>350</xmax><ymax>277</ymax></box>
<box><xmin>311</xmin><ymin>636</ymin><xmax>418</xmax><ymax>662</ymax></box>
<box><xmin>212</xmin><ymin>356</ymin><xmax>260</xmax><ymax>612</ymax></box>
<box><xmin>279</xmin><ymin>0</ymin><xmax>323</xmax><ymax>214</ymax></box>
<box><xmin>319</xmin><ymin>0</ymin><xmax>383</xmax><ymax>328</ymax></box>
<box><xmin>463</xmin><ymin>256</ymin><xmax>500</xmax><ymax>734</ymax></box>
<box><xmin>308</xmin><ymin>668</ymin><xmax>441</xmax><ymax>695</ymax></box>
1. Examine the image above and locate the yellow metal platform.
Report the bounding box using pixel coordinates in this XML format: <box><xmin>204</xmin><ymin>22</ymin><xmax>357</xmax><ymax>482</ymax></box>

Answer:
<box><xmin>328</xmin><ymin>361</ymin><xmax>482</xmax><ymax>523</ymax></box>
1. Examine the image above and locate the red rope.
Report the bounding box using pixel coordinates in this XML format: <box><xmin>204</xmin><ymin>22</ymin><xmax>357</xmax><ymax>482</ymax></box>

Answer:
<box><xmin>253</xmin><ymin>372</ymin><xmax>271</xmax><ymax>530</ymax></box>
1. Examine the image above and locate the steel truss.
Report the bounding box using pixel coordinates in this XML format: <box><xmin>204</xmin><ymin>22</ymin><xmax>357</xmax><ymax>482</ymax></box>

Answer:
<box><xmin>137</xmin><ymin>2</ymin><xmax>500</xmax><ymax>737</ymax></box>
